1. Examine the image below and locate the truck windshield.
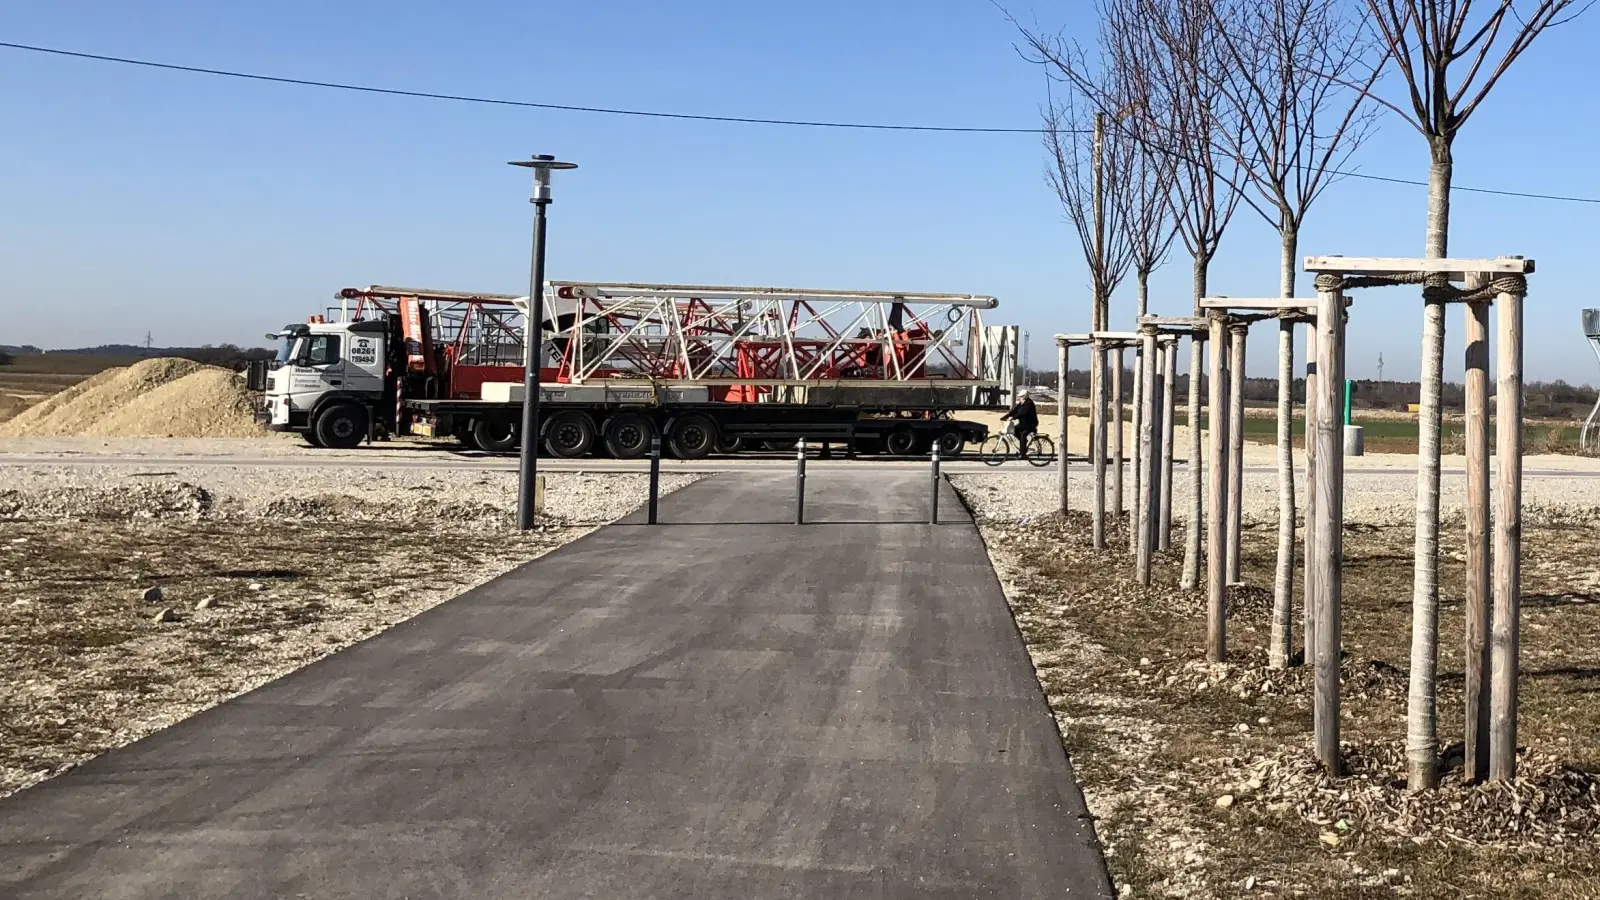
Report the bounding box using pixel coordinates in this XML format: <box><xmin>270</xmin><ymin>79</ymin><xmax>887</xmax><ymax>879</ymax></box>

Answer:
<box><xmin>272</xmin><ymin>335</ymin><xmax>301</xmax><ymax>369</ymax></box>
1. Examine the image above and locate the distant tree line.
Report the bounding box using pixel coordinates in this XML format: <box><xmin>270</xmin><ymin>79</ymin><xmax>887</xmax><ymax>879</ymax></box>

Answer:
<box><xmin>0</xmin><ymin>343</ymin><xmax>274</xmax><ymax>371</ymax></box>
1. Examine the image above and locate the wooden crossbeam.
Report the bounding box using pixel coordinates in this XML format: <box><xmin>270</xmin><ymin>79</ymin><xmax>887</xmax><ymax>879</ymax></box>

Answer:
<box><xmin>1055</xmin><ymin>331</ymin><xmax>1142</xmax><ymax>345</ymax></box>
<box><xmin>1198</xmin><ymin>297</ymin><xmax>1319</xmax><ymax>312</ymax></box>
<box><xmin>1302</xmin><ymin>256</ymin><xmax>1534</xmax><ymax>276</ymax></box>
<box><xmin>1138</xmin><ymin>315</ymin><xmax>1208</xmax><ymax>329</ymax></box>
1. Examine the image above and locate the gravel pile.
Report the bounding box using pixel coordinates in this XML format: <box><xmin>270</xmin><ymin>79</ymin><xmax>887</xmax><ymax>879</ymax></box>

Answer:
<box><xmin>0</xmin><ymin>359</ymin><xmax>217</xmax><ymax>437</ymax></box>
<box><xmin>85</xmin><ymin>369</ymin><xmax>262</xmax><ymax>438</ymax></box>
<box><xmin>955</xmin><ymin>467</ymin><xmax>1600</xmax><ymax>527</ymax></box>
<box><xmin>0</xmin><ymin>466</ymin><xmax>697</xmax><ymax>527</ymax></box>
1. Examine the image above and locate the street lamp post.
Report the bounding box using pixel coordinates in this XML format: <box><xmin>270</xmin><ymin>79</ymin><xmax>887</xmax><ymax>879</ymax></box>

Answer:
<box><xmin>510</xmin><ymin>154</ymin><xmax>578</xmax><ymax>531</ymax></box>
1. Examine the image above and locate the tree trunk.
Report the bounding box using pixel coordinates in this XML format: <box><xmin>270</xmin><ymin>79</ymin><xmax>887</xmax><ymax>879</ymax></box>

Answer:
<box><xmin>1407</xmin><ymin>139</ymin><xmax>1452</xmax><ymax>790</ymax></box>
<box><xmin>1274</xmin><ymin>226</ymin><xmax>1299</xmax><ymax>668</ymax></box>
<box><xmin>1192</xmin><ymin>255</ymin><xmax>1208</xmax><ymax>317</ymax></box>
<box><xmin>1138</xmin><ymin>268</ymin><xmax>1151</xmax><ymax>319</ymax></box>
<box><xmin>1426</xmin><ymin>140</ymin><xmax>1453</xmax><ymax>259</ymax></box>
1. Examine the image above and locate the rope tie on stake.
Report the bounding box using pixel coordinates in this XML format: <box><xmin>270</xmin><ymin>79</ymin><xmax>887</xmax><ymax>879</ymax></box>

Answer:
<box><xmin>1313</xmin><ymin>271</ymin><xmax>1528</xmax><ymax>300</ymax></box>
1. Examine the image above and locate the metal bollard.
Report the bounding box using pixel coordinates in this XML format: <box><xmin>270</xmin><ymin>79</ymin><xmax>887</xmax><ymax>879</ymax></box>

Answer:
<box><xmin>930</xmin><ymin>442</ymin><xmax>941</xmax><ymax>524</ymax></box>
<box><xmin>647</xmin><ymin>434</ymin><xmax>661</xmax><ymax>525</ymax></box>
<box><xmin>796</xmin><ymin>438</ymin><xmax>807</xmax><ymax>525</ymax></box>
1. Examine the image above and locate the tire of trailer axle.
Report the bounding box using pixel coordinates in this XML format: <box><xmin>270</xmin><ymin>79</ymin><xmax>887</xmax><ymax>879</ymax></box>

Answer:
<box><xmin>935</xmin><ymin>430</ymin><xmax>966</xmax><ymax>458</ymax></box>
<box><xmin>884</xmin><ymin>427</ymin><xmax>917</xmax><ymax>457</ymax></box>
<box><xmin>470</xmin><ymin>417</ymin><xmax>518</xmax><ymax>453</ymax></box>
<box><xmin>544</xmin><ymin>410</ymin><xmax>596</xmax><ymax>458</ymax></box>
<box><xmin>714</xmin><ymin>432</ymin><xmax>744</xmax><ymax>454</ymax></box>
<box><xmin>668</xmin><ymin>413</ymin><xmax>717</xmax><ymax>460</ymax></box>
<box><xmin>762</xmin><ymin>439</ymin><xmax>797</xmax><ymax>452</ymax></box>
<box><xmin>313</xmin><ymin>403</ymin><xmax>368</xmax><ymax>450</ymax></box>
<box><xmin>603</xmin><ymin>411</ymin><xmax>655</xmax><ymax>459</ymax></box>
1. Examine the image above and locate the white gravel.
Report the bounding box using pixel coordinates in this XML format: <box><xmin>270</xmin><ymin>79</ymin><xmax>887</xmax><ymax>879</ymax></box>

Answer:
<box><xmin>954</xmin><ymin>466</ymin><xmax>1600</xmax><ymax>528</ymax></box>
<box><xmin>0</xmin><ymin>465</ymin><xmax>697</xmax><ymax>527</ymax></box>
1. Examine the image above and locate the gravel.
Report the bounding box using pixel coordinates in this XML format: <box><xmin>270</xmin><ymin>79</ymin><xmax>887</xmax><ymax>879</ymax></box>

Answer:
<box><xmin>0</xmin><ymin>465</ymin><xmax>696</xmax><ymax>527</ymax></box>
<box><xmin>954</xmin><ymin>466</ymin><xmax>1600</xmax><ymax>528</ymax></box>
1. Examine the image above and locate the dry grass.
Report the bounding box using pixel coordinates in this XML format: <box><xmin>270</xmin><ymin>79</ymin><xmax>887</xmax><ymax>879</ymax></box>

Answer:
<box><xmin>969</xmin><ymin>506</ymin><xmax>1600</xmax><ymax>898</ymax></box>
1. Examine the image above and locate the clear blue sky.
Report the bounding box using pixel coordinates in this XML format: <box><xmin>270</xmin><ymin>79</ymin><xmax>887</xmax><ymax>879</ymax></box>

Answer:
<box><xmin>3</xmin><ymin>1</ymin><xmax>1598</xmax><ymax>383</ymax></box>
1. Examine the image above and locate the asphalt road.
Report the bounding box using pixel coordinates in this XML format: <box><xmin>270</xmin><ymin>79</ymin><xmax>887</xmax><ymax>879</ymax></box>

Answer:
<box><xmin>0</xmin><ymin>471</ymin><xmax>1114</xmax><ymax>899</ymax></box>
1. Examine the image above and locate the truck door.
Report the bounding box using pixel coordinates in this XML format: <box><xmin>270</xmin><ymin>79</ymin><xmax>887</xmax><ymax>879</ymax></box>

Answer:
<box><xmin>288</xmin><ymin>334</ymin><xmax>345</xmax><ymax>399</ymax></box>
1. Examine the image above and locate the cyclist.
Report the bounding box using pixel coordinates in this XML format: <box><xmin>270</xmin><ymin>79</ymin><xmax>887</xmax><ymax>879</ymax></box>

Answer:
<box><xmin>1000</xmin><ymin>390</ymin><xmax>1040</xmax><ymax>457</ymax></box>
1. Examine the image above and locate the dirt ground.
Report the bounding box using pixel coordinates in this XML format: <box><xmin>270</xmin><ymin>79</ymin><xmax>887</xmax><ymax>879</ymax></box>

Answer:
<box><xmin>961</xmin><ymin>498</ymin><xmax>1600</xmax><ymax>899</ymax></box>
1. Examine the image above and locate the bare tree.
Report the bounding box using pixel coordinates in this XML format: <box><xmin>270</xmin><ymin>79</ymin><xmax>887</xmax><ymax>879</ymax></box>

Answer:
<box><xmin>1197</xmin><ymin>0</ymin><xmax>1384</xmax><ymax>669</ymax></box>
<box><xmin>1043</xmin><ymin>84</ymin><xmax>1139</xmax><ymax>332</ymax></box>
<box><xmin>1357</xmin><ymin>0</ymin><xmax>1591</xmax><ymax>790</ymax></box>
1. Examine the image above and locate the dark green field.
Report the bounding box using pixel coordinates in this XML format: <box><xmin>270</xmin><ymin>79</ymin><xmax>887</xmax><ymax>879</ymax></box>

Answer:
<box><xmin>1174</xmin><ymin>411</ymin><xmax>1582</xmax><ymax>453</ymax></box>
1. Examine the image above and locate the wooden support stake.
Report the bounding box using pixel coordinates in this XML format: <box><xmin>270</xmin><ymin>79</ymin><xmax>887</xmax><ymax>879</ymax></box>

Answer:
<box><xmin>1150</xmin><ymin>347</ymin><xmax>1167</xmax><ymax>554</ymax></box>
<box><xmin>1113</xmin><ymin>348</ymin><xmax>1126</xmax><ymax>524</ymax></box>
<box><xmin>1207</xmin><ymin>315</ymin><xmax>1230</xmax><ymax>662</ymax></box>
<box><xmin>1136</xmin><ymin>330</ymin><xmax>1159</xmax><ymax>584</ymax></box>
<box><xmin>1129</xmin><ymin>347</ymin><xmax>1143</xmax><ymax>554</ymax></box>
<box><xmin>1270</xmin><ymin>318</ymin><xmax>1296</xmax><ymax>669</ymax></box>
<box><xmin>1058</xmin><ymin>342</ymin><xmax>1070</xmax><ymax>515</ymax></box>
<box><xmin>1159</xmin><ymin>338</ymin><xmax>1179</xmax><ymax>552</ymax></box>
<box><xmin>1463</xmin><ymin>276</ymin><xmax>1492</xmax><ymax>783</ymax></box>
<box><xmin>1490</xmin><ymin>278</ymin><xmax>1525</xmax><ymax>782</ymax></box>
<box><xmin>1407</xmin><ymin>293</ymin><xmax>1447</xmax><ymax>790</ymax></box>
<box><xmin>1303</xmin><ymin>326</ymin><xmax>1318</xmax><ymax>668</ymax></box>
<box><xmin>1092</xmin><ymin>341</ymin><xmax>1108</xmax><ymax>549</ymax></box>
<box><xmin>1312</xmin><ymin>284</ymin><xmax>1345</xmax><ymax>775</ymax></box>
<box><xmin>1182</xmin><ymin>336</ymin><xmax>1206</xmax><ymax>590</ymax></box>
<box><xmin>1226</xmin><ymin>323</ymin><xmax>1247</xmax><ymax>585</ymax></box>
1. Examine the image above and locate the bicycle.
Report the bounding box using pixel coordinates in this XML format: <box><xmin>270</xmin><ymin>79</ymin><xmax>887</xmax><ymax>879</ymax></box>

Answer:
<box><xmin>980</xmin><ymin>423</ymin><xmax>1055</xmax><ymax>467</ymax></box>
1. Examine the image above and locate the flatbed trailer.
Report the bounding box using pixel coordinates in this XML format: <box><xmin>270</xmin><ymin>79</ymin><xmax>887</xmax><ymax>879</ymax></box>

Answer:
<box><xmin>404</xmin><ymin>395</ymin><xmax>989</xmax><ymax>459</ymax></box>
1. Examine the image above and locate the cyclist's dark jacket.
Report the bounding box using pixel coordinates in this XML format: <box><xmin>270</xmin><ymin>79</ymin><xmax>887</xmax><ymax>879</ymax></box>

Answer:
<box><xmin>1002</xmin><ymin>397</ymin><xmax>1038</xmax><ymax>432</ymax></box>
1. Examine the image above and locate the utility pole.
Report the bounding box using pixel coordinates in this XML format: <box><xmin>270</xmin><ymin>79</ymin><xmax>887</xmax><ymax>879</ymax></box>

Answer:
<box><xmin>1378</xmin><ymin>352</ymin><xmax>1385</xmax><ymax>382</ymax></box>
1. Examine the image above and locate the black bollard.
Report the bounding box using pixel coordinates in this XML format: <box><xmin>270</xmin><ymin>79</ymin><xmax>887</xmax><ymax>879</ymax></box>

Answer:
<box><xmin>796</xmin><ymin>438</ymin><xmax>807</xmax><ymax>525</ymax></box>
<box><xmin>930</xmin><ymin>441</ymin><xmax>941</xmax><ymax>525</ymax></box>
<box><xmin>647</xmin><ymin>434</ymin><xmax>662</xmax><ymax>525</ymax></box>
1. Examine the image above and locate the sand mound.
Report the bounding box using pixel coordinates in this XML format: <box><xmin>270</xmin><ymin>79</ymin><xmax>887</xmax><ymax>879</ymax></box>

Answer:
<box><xmin>86</xmin><ymin>368</ymin><xmax>263</xmax><ymax>438</ymax></box>
<box><xmin>2</xmin><ymin>358</ymin><xmax>206</xmax><ymax>437</ymax></box>
<box><xmin>0</xmin><ymin>367</ymin><xmax>128</xmax><ymax>436</ymax></box>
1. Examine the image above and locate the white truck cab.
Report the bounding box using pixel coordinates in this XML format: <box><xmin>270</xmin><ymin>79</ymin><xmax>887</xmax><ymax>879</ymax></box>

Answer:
<box><xmin>261</xmin><ymin>319</ymin><xmax>388</xmax><ymax>447</ymax></box>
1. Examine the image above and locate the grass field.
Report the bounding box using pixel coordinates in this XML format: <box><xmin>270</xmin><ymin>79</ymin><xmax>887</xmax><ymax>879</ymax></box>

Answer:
<box><xmin>1175</xmin><ymin>411</ymin><xmax>1582</xmax><ymax>454</ymax></box>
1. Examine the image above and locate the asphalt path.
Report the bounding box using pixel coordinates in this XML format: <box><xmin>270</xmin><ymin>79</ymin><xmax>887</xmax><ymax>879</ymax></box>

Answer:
<box><xmin>0</xmin><ymin>471</ymin><xmax>1114</xmax><ymax>899</ymax></box>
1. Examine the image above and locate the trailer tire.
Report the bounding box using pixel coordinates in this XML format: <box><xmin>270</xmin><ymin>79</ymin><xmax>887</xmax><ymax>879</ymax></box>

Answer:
<box><xmin>314</xmin><ymin>404</ymin><xmax>368</xmax><ymax>450</ymax></box>
<box><xmin>602</xmin><ymin>412</ymin><xmax>654</xmax><ymax>459</ymax></box>
<box><xmin>935</xmin><ymin>429</ymin><xmax>966</xmax><ymax>458</ymax></box>
<box><xmin>668</xmin><ymin>414</ymin><xmax>717</xmax><ymax>460</ymax></box>
<box><xmin>714</xmin><ymin>433</ymin><xmax>744</xmax><ymax>454</ymax></box>
<box><xmin>762</xmin><ymin>439</ymin><xmax>797</xmax><ymax>452</ymax></box>
<box><xmin>471</xmin><ymin>418</ymin><xmax>518</xmax><ymax>453</ymax></box>
<box><xmin>884</xmin><ymin>426</ymin><xmax>917</xmax><ymax>456</ymax></box>
<box><xmin>544</xmin><ymin>411</ymin><xmax>596</xmax><ymax>458</ymax></box>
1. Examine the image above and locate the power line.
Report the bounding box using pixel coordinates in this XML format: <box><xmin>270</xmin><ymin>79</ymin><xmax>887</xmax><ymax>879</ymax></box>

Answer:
<box><xmin>0</xmin><ymin>41</ymin><xmax>1037</xmax><ymax>134</ymax></box>
<box><xmin>3</xmin><ymin>39</ymin><xmax>1599</xmax><ymax>205</ymax></box>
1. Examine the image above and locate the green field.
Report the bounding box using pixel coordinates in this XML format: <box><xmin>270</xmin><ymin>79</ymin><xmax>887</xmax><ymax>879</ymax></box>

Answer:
<box><xmin>1172</xmin><ymin>411</ymin><xmax>1582</xmax><ymax>453</ymax></box>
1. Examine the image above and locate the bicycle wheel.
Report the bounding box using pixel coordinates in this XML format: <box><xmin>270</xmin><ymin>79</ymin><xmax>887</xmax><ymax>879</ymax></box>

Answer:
<box><xmin>979</xmin><ymin>436</ymin><xmax>1010</xmax><ymax>466</ymax></box>
<box><xmin>1025</xmin><ymin>434</ymin><xmax>1055</xmax><ymax>467</ymax></box>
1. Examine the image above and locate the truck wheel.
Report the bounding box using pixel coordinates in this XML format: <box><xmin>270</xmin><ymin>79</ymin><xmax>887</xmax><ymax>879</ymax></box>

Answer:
<box><xmin>885</xmin><ymin>427</ymin><xmax>917</xmax><ymax>456</ymax></box>
<box><xmin>762</xmin><ymin>439</ymin><xmax>797</xmax><ymax>452</ymax></box>
<box><xmin>714</xmin><ymin>433</ymin><xmax>744</xmax><ymax>454</ymax></box>
<box><xmin>313</xmin><ymin>404</ymin><xmax>367</xmax><ymax>450</ymax></box>
<box><xmin>935</xmin><ymin>430</ymin><xmax>966</xmax><ymax>458</ymax></box>
<box><xmin>668</xmin><ymin>414</ymin><xmax>716</xmax><ymax>460</ymax></box>
<box><xmin>544</xmin><ymin>411</ymin><xmax>596</xmax><ymax>458</ymax></box>
<box><xmin>603</xmin><ymin>412</ymin><xmax>654</xmax><ymax>459</ymax></box>
<box><xmin>303</xmin><ymin>430</ymin><xmax>325</xmax><ymax>449</ymax></box>
<box><xmin>471</xmin><ymin>418</ymin><xmax>518</xmax><ymax>453</ymax></box>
